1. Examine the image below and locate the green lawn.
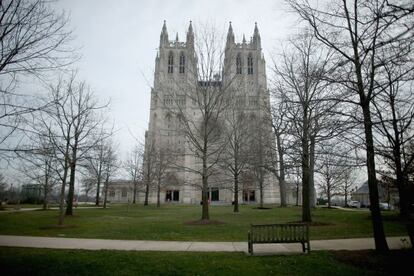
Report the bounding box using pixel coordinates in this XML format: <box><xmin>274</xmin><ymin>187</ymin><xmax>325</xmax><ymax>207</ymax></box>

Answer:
<box><xmin>1</xmin><ymin>247</ymin><xmax>406</xmax><ymax>276</ymax></box>
<box><xmin>0</xmin><ymin>204</ymin><xmax>408</xmax><ymax>241</ymax></box>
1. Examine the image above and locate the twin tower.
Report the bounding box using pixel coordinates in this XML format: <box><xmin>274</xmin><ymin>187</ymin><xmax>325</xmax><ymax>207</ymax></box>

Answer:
<box><xmin>145</xmin><ymin>21</ymin><xmax>279</xmax><ymax>205</ymax></box>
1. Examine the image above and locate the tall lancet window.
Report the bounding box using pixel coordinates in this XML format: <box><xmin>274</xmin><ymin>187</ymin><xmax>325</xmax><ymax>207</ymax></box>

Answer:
<box><xmin>236</xmin><ymin>53</ymin><xmax>242</xmax><ymax>74</ymax></box>
<box><xmin>168</xmin><ymin>52</ymin><xmax>174</xmax><ymax>73</ymax></box>
<box><xmin>247</xmin><ymin>53</ymin><xmax>253</xmax><ymax>75</ymax></box>
<box><xmin>179</xmin><ymin>53</ymin><xmax>185</xmax><ymax>73</ymax></box>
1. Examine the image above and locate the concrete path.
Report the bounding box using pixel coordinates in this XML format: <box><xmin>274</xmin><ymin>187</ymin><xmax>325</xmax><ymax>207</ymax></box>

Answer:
<box><xmin>0</xmin><ymin>235</ymin><xmax>410</xmax><ymax>255</ymax></box>
<box><xmin>0</xmin><ymin>206</ymin><xmax>103</xmax><ymax>213</ymax></box>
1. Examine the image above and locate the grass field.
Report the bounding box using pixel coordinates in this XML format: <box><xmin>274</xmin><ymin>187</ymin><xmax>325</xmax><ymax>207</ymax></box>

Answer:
<box><xmin>0</xmin><ymin>204</ymin><xmax>408</xmax><ymax>241</ymax></box>
<box><xmin>1</xmin><ymin>247</ymin><xmax>412</xmax><ymax>276</ymax></box>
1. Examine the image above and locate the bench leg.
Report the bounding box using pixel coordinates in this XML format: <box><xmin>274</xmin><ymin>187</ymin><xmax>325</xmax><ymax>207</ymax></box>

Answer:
<box><xmin>248</xmin><ymin>241</ymin><xmax>253</xmax><ymax>255</ymax></box>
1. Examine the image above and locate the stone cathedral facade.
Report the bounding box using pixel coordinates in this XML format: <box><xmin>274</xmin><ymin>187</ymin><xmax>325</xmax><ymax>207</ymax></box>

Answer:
<box><xmin>143</xmin><ymin>21</ymin><xmax>280</xmax><ymax>205</ymax></box>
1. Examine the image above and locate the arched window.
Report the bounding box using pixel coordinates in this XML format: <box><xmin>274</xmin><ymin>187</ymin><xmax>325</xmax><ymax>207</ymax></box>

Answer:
<box><xmin>179</xmin><ymin>53</ymin><xmax>185</xmax><ymax>73</ymax></box>
<box><xmin>236</xmin><ymin>53</ymin><xmax>242</xmax><ymax>74</ymax></box>
<box><xmin>168</xmin><ymin>52</ymin><xmax>174</xmax><ymax>73</ymax></box>
<box><xmin>247</xmin><ymin>53</ymin><xmax>253</xmax><ymax>75</ymax></box>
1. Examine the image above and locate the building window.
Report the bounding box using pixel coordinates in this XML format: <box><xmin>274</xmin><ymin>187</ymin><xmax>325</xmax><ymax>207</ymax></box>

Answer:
<box><xmin>109</xmin><ymin>190</ymin><xmax>115</xmax><ymax>197</ymax></box>
<box><xmin>164</xmin><ymin>96</ymin><xmax>173</xmax><ymax>106</ymax></box>
<box><xmin>179</xmin><ymin>53</ymin><xmax>185</xmax><ymax>73</ymax></box>
<box><xmin>247</xmin><ymin>54</ymin><xmax>253</xmax><ymax>75</ymax></box>
<box><xmin>236</xmin><ymin>53</ymin><xmax>242</xmax><ymax>74</ymax></box>
<box><xmin>121</xmin><ymin>188</ymin><xmax>127</xmax><ymax>197</ymax></box>
<box><xmin>176</xmin><ymin>95</ymin><xmax>185</xmax><ymax>106</ymax></box>
<box><xmin>168</xmin><ymin>52</ymin><xmax>174</xmax><ymax>73</ymax></box>
<box><xmin>166</xmin><ymin>190</ymin><xmax>179</xmax><ymax>202</ymax></box>
<box><xmin>236</xmin><ymin>96</ymin><xmax>245</xmax><ymax>107</ymax></box>
<box><xmin>249</xmin><ymin>96</ymin><xmax>258</xmax><ymax>106</ymax></box>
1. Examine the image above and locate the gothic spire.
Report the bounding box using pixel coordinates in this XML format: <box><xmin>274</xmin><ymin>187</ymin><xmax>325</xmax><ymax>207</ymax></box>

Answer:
<box><xmin>160</xmin><ymin>20</ymin><xmax>169</xmax><ymax>48</ymax></box>
<box><xmin>253</xmin><ymin>22</ymin><xmax>261</xmax><ymax>49</ymax></box>
<box><xmin>186</xmin><ymin>20</ymin><xmax>194</xmax><ymax>49</ymax></box>
<box><xmin>226</xmin><ymin>21</ymin><xmax>235</xmax><ymax>47</ymax></box>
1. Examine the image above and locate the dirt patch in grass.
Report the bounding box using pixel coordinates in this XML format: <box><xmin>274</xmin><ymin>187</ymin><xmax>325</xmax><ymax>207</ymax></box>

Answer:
<box><xmin>332</xmin><ymin>249</ymin><xmax>414</xmax><ymax>275</ymax></box>
<box><xmin>184</xmin><ymin>219</ymin><xmax>225</xmax><ymax>225</ymax></box>
<box><xmin>39</xmin><ymin>225</ymin><xmax>76</xmax><ymax>230</ymax></box>
<box><xmin>252</xmin><ymin>207</ymin><xmax>272</xmax><ymax>210</ymax></box>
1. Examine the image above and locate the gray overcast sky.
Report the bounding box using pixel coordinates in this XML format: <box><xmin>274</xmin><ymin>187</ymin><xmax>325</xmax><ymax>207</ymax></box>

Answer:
<box><xmin>54</xmin><ymin>0</ymin><xmax>297</xmax><ymax>159</ymax></box>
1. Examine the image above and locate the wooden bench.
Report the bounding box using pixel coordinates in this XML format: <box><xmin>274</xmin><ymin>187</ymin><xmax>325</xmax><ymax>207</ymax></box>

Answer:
<box><xmin>248</xmin><ymin>223</ymin><xmax>310</xmax><ymax>255</ymax></box>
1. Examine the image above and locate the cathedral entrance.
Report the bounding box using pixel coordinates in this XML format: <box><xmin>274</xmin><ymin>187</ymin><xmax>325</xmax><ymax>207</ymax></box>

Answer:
<box><xmin>243</xmin><ymin>189</ymin><xmax>255</xmax><ymax>203</ymax></box>
<box><xmin>165</xmin><ymin>190</ymin><xmax>179</xmax><ymax>202</ymax></box>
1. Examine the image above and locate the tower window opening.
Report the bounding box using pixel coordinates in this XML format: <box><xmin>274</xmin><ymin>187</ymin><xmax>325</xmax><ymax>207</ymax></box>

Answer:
<box><xmin>247</xmin><ymin>54</ymin><xmax>253</xmax><ymax>75</ymax></box>
<box><xmin>179</xmin><ymin>53</ymin><xmax>185</xmax><ymax>73</ymax></box>
<box><xmin>168</xmin><ymin>52</ymin><xmax>174</xmax><ymax>73</ymax></box>
<box><xmin>236</xmin><ymin>53</ymin><xmax>242</xmax><ymax>74</ymax></box>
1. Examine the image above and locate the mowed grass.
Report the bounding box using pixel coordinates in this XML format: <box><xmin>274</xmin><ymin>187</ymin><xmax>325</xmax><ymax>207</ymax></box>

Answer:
<box><xmin>0</xmin><ymin>247</ymin><xmax>386</xmax><ymax>276</ymax></box>
<box><xmin>0</xmin><ymin>204</ymin><xmax>408</xmax><ymax>241</ymax></box>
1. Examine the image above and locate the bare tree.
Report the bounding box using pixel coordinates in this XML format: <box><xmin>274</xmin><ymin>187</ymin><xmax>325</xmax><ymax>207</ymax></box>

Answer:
<box><xmin>271</xmin><ymin>30</ymin><xmax>334</xmax><ymax>222</ymax></box>
<box><xmin>267</xmin><ymin>93</ymin><xmax>293</xmax><ymax>207</ymax></box>
<box><xmin>84</xmin><ymin>127</ymin><xmax>114</xmax><ymax>206</ymax></box>
<box><xmin>38</xmin><ymin>74</ymin><xmax>108</xmax><ymax>225</ymax></box>
<box><xmin>287</xmin><ymin>0</ymin><xmax>414</xmax><ymax>251</ymax></box>
<box><xmin>317</xmin><ymin>146</ymin><xmax>351</xmax><ymax>208</ymax></box>
<box><xmin>373</xmin><ymin>67</ymin><xmax>414</xmax><ymax>217</ymax></box>
<box><xmin>0</xmin><ymin>0</ymin><xmax>77</xmax><ymax>157</ymax></box>
<box><xmin>102</xmin><ymin>141</ymin><xmax>118</xmax><ymax>209</ymax></box>
<box><xmin>80</xmin><ymin>176</ymin><xmax>95</xmax><ymax>203</ymax></box>
<box><xmin>0</xmin><ymin>172</ymin><xmax>8</xmax><ymax>202</ymax></box>
<box><xmin>124</xmin><ymin>143</ymin><xmax>143</xmax><ymax>204</ymax></box>
<box><xmin>143</xmin><ymin>136</ymin><xmax>156</xmax><ymax>206</ymax></box>
<box><xmin>220</xmin><ymin>107</ymin><xmax>250</xmax><ymax>212</ymax></box>
<box><xmin>18</xmin><ymin>135</ymin><xmax>58</xmax><ymax>210</ymax></box>
<box><xmin>153</xmin><ymin>146</ymin><xmax>172</xmax><ymax>208</ymax></box>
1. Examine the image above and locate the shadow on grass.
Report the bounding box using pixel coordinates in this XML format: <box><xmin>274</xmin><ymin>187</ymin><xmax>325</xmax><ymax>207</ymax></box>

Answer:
<box><xmin>39</xmin><ymin>225</ymin><xmax>76</xmax><ymax>230</ymax></box>
<box><xmin>184</xmin><ymin>219</ymin><xmax>226</xmax><ymax>225</ymax></box>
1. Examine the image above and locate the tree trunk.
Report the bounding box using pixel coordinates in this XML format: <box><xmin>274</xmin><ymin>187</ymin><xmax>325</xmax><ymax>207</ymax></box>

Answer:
<box><xmin>95</xmin><ymin>178</ymin><xmax>101</xmax><ymax>206</ymax></box>
<box><xmin>133</xmin><ymin>180</ymin><xmax>137</xmax><ymax>204</ymax></box>
<box><xmin>309</xmin><ymin>135</ymin><xmax>316</xmax><ymax>208</ymax></box>
<box><xmin>259</xmin><ymin>172</ymin><xmax>264</xmax><ymax>208</ymax></box>
<box><xmin>233</xmin><ymin>173</ymin><xmax>239</xmax><ymax>212</ymax></box>
<box><xmin>103</xmin><ymin>174</ymin><xmax>109</xmax><ymax>209</ymax></box>
<box><xmin>302</xmin><ymin>114</ymin><xmax>311</xmax><ymax>222</ymax></box>
<box><xmin>157</xmin><ymin>181</ymin><xmax>161</xmax><ymax>208</ymax></box>
<box><xmin>144</xmin><ymin>181</ymin><xmax>149</xmax><ymax>206</ymax></box>
<box><xmin>276</xmin><ymin>134</ymin><xmax>287</xmax><ymax>207</ymax></box>
<box><xmin>201</xmin><ymin>153</ymin><xmax>209</xmax><ymax>220</ymax></box>
<box><xmin>58</xmin><ymin>164</ymin><xmax>69</xmax><ymax>225</ymax></box>
<box><xmin>327</xmin><ymin>180</ymin><xmax>331</xmax><ymax>208</ymax></box>
<box><xmin>65</xmin><ymin>162</ymin><xmax>76</xmax><ymax>215</ymax></box>
<box><xmin>361</xmin><ymin>103</ymin><xmax>389</xmax><ymax>251</ymax></box>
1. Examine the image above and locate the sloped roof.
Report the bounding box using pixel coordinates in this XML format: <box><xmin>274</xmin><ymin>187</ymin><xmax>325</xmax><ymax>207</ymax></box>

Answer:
<box><xmin>355</xmin><ymin>181</ymin><xmax>369</xmax><ymax>194</ymax></box>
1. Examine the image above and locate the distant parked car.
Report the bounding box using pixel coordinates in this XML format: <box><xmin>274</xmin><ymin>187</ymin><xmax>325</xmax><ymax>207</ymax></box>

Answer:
<box><xmin>348</xmin><ymin>201</ymin><xmax>361</xmax><ymax>208</ymax></box>
<box><xmin>379</xmin><ymin>202</ymin><xmax>393</xmax><ymax>210</ymax></box>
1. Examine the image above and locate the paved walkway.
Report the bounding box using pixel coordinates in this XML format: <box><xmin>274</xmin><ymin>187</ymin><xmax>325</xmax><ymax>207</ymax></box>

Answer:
<box><xmin>0</xmin><ymin>206</ymin><xmax>103</xmax><ymax>213</ymax></box>
<box><xmin>0</xmin><ymin>235</ymin><xmax>410</xmax><ymax>255</ymax></box>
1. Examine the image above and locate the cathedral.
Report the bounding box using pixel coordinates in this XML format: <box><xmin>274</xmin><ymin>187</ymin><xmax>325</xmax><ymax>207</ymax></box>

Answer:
<box><xmin>143</xmin><ymin>21</ymin><xmax>280</xmax><ymax>205</ymax></box>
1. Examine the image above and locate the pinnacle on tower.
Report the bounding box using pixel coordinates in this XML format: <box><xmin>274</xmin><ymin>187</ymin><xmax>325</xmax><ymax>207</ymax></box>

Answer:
<box><xmin>186</xmin><ymin>20</ymin><xmax>194</xmax><ymax>48</ymax></box>
<box><xmin>226</xmin><ymin>21</ymin><xmax>235</xmax><ymax>47</ymax></box>
<box><xmin>176</xmin><ymin>32</ymin><xmax>179</xmax><ymax>42</ymax></box>
<box><xmin>160</xmin><ymin>20</ymin><xmax>169</xmax><ymax>48</ymax></box>
<box><xmin>253</xmin><ymin>22</ymin><xmax>261</xmax><ymax>48</ymax></box>
<box><xmin>242</xmin><ymin>34</ymin><xmax>246</xmax><ymax>44</ymax></box>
